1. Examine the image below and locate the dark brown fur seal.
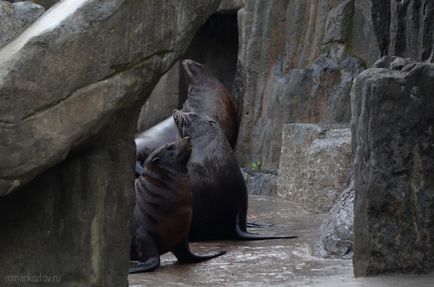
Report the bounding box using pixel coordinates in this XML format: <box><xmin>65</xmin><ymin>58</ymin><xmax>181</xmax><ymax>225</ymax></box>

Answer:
<box><xmin>173</xmin><ymin>110</ymin><xmax>297</xmax><ymax>241</ymax></box>
<box><xmin>129</xmin><ymin>137</ymin><xmax>226</xmax><ymax>273</ymax></box>
<box><xmin>135</xmin><ymin>59</ymin><xmax>238</xmax><ymax>163</ymax></box>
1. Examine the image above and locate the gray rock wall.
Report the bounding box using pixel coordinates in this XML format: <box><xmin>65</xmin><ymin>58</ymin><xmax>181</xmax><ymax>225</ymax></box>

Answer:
<box><xmin>352</xmin><ymin>57</ymin><xmax>434</xmax><ymax>276</ymax></box>
<box><xmin>234</xmin><ymin>0</ymin><xmax>434</xmax><ymax>169</ymax></box>
<box><xmin>235</xmin><ymin>0</ymin><xmax>363</xmax><ymax>169</ymax></box>
<box><xmin>352</xmin><ymin>0</ymin><xmax>434</xmax><ymax>66</ymax></box>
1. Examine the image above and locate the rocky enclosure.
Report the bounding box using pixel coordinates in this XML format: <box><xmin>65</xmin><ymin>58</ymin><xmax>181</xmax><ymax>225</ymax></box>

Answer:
<box><xmin>0</xmin><ymin>0</ymin><xmax>433</xmax><ymax>284</ymax></box>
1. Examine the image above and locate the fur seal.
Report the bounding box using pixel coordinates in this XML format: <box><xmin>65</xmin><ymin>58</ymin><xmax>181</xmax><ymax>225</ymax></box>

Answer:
<box><xmin>135</xmin><ymin>59</ymin><xmax>238</xmax><ymax>164</ymax></box>
<box><xmin>129</xmin><ymin>137</ymin><xmax>226</xmax><ymax>273</ymax></box>
<box><xmin>173</xmin><ymin>110</ymin><xmax>297</xmax><ymax>241</ymax></box>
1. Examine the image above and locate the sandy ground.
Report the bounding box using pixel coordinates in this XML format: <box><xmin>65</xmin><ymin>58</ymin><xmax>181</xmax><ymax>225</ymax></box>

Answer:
<box><xmin>128</xmin><ymin>195</ymin><xmax>434</xmax><ymax>287</ymax></box>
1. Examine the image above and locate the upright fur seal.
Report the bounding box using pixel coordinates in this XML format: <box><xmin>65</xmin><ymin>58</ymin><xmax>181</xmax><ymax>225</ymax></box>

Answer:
<box><xmin>130</xmin><ymin>137</ymin><xmax>226</xmax><ymax>273</ymax></box>
<box><xmin>173</xmin><ymin>110</ymin><xmax>297</xmax><ymax>241</ymax></box>
<box><xmin>135</xmin><ymin>59</ymin><xmax>238</xmax><ymax>163</ymax></box>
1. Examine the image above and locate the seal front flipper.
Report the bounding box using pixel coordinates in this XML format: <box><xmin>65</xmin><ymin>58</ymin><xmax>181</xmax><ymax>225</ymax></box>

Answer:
<box><xmin>172</xmin><ymin>238</ymin><xmax>226</xmax><ymax>263</ymax></box>
<box><xmin>129</xmin><ymin>234</ymin><xmax>160</xmax><ymax>273</ymax></box>
<box><xmin>129</xmin><ymin>256</ymin><xmax>160</xmax><ymax>274</ymax></box>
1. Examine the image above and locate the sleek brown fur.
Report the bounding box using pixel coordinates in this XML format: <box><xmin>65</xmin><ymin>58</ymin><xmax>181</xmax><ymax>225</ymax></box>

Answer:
<box><xmin>130</xmin><ymin>137</ymin><xmax>225</xmax><ymax>273</ymax></box>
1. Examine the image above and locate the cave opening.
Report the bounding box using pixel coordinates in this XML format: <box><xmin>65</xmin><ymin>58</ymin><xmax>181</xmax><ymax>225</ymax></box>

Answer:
<box><xmin>178</xmin><ymin>12</ymin><xmax>239</xmax><ymax>106</ymax></box>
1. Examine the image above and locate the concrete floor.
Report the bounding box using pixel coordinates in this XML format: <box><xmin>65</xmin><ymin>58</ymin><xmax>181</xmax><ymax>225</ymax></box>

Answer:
<box><xmin>129</xmin><ymin>195</ymin><xmax>434</xmax><ymax>287</ymax></box>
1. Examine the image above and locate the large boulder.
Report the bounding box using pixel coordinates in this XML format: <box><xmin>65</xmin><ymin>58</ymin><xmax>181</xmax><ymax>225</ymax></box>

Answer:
<box><xmin>277</xmin><ymin>123</ymin><xmax>352</xmax><ymax>214</ymax></box>
<box><xmin>352</xmin><ymin>57</ymin><xmax>434</xmax><ymax>276</ymax></box>
<box><xmin>0</xmin><ymin>0</ymin><xmax>220</xmax><ymax>286</ymax></box>
<box><xmin>313</xmin><ymin>178</ymin><xmax>354</xmax><ymax>259</ymax></box>
<box><xmin>0</xmin><ymin>0</ymin><xmax>219</xmax><ymax>195</ymax></box>
<box><xmin>0</xmin><ymin>0</ymin><xmax>44</xmax><ymax>48</ymax></box>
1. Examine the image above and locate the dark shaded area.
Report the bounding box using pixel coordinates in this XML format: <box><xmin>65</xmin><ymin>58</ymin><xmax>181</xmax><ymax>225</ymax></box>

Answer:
<box><xmin>178</xmin><ymin>12</ymin><xmax>239</xmax><ymax>106</ymax></box>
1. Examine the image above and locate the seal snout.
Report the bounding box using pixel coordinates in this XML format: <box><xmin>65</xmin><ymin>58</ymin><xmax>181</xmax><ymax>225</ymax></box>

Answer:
<box><xmin>182</xmin><ymin>59</ymin><xmax>205</xmax><ymax>84</ymax></box>
<box><xmin>182</xmin><ymin>59</ymin><xmax>202</xmax><ymax>70</ymax></box>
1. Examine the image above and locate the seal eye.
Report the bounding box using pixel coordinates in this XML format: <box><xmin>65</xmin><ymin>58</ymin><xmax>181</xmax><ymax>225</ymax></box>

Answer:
<box><xmin>208</xmin><ymin>119</ymin><xmax>216</xmax><ymax>125</ymax></box>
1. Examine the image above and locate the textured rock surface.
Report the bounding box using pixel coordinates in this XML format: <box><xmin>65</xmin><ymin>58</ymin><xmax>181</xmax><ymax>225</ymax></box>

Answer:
<box><xmin>0</xmin><ymin>0</ymin><xmax>45</xmax><ymax>48</ymax></box>
<box><xmin>352</xmin><ymin>57</ymin><xmax>434</xmax><ymax>276</ymax></box>
<box><xmin>277</xmin><ymin>124</ymin><xmax>352</xmax><ymax>214</ymax></box>
<box><xmin>0</xmin><ymin>116</ymin><xmax>136</xmax><ymax>287</ymax></box>
<box><xmin>0</xmin><ymin>0</ymin><xmax>220</xmax><ymax>286</ymax></box>
<box><xmin>234</xmin><ymin>0</ymin><xmax>434</xmax><ymax>169</ymax></box>
<box><xmin>234</xmin><ymin>0</ymin><xmax>363</xmax><ymax>169</ymax></box>
<box><xmin>242</xmin><ymin>168</ymin><xmax>278</xmax><ymax>196</ymax></box>
<box><xmin>352</xmin><ymin>0</ymin><xmax>434</xmax><ymax>66</ymax></box>
<box><xmin>0</xmin><ymin>0</ymin><xmax>220</xmax><ymax>195</ymax></box>
<box><xmin>313</xmin><ymin>178</ymin><xmax>354</xmax><ymax>259</ymax></box>
<box><xmin>136</xmin><ymin>61</ymin><xmax>181</xmax><ymax>132</ymax></box>
<box><xmin>218</xmin><ymin>0</ymin><xmax>244</xmax><ymax>12</ymax></box>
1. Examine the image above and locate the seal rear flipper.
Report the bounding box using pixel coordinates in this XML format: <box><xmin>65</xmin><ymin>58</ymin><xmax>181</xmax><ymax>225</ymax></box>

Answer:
<box><xmin>246</xmin><ymin>221</ymin><xmax>273</xmax><ymax>228</ymax></box>
<box><xmin>172</xmin><ymin>238</ymin><xmax>226</xmax><ymax>263</ymax></box>
<box><xmin>235</xmin><ymin>215</ymin><xmax>297</xmax><ymax>240</ymax></box>
<box><xmin>235</xmin><ymin>221</ymin><xmax>297</xmax><ymax>241</ymax></box>
<box><xmin>129</xmin><ymin>256</ymin><xmax>160</xmax><ymax>274</ymax></box>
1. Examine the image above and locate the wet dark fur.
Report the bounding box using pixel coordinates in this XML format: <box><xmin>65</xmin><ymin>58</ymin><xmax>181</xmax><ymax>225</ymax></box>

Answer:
<box><xmin>173</xmin><ymin>111</ymin><xmax>297</xmax><ymax>241</ymax></box>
